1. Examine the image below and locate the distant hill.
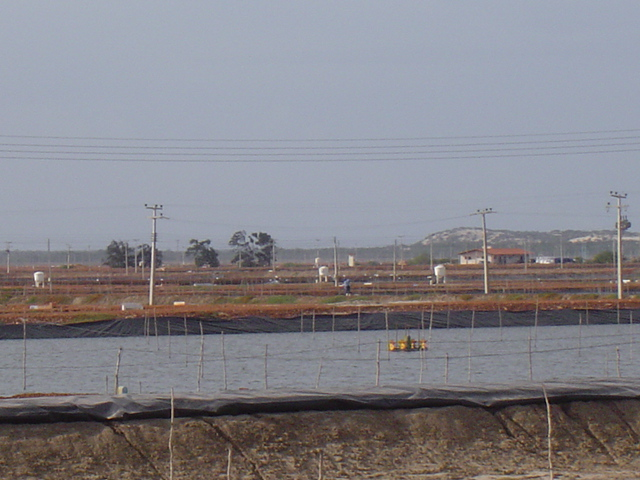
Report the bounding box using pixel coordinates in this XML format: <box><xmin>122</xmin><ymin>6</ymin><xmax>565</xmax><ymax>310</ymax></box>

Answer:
<box><xmin>421</xmin><ymin>227</ymin><xmax>640</xmax><ymax>261</ymax></box>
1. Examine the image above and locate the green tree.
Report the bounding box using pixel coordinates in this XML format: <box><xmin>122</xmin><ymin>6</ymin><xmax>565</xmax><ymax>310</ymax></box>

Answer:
<box><xmin>104</xmin><ymin>241</ymin><xmax>162</xmax><ymax>268</ymax></box>
<box><xmin>408</xmin><ymin>252</ymin><xmax>432</xmax><ymax>266</ymax></box>
<box><xmin>139</xmin><ymin>243</ymin><xmax>162</xmax><ymax>268</ymax></box>
<box><xmin>185</xmin><ymin>239</ymin><xmax>219</xmax><ymax>268</ymax></box>
<box><xmin>592</xmin><ymin>250</ymin><xmax>614</xmax><ymax>263</ymax></box>
<box><xmin>104</xmin><ymin>240</ymin><xmax>133</xmax><ymax>268</ymax></box>
<box><xmin>229</xmin><ymin>230</ymin><xmax>275</xmax><ymax>267</ymax></box>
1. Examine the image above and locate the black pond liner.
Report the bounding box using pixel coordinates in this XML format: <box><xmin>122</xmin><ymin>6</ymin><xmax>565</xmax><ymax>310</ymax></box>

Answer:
<box><xmin>1</xmin><ymin>379</ymin><xmax>640</xmax><ymax>424</ymax></box>
<box><xmin>1</xmin><ymin>308</ymin><xmax>639</xmax><ymax>340</ymax></box>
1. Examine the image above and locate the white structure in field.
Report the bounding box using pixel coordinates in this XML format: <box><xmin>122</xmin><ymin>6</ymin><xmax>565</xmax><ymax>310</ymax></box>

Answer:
<box><xmin>318</xmin><ymin>266</ymin><xmax>330</xmax><ymax>282</ymax></box>
<box><xmin>33</xmin><ymin>271</ymin><xmax>45</xmax><ymax>288</ymax></box>
<box><xmin>458</xmin><ymin>247</ymin><xmax>531</xmax><ymax>265</ymax></box>
<box><xmin>434</xmin><ymin>264</ymin><xmax>446</xmax><ymax>284</ymax></box>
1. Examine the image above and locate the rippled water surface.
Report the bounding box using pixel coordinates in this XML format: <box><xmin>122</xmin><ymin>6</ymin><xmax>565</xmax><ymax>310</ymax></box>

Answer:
<box><xmin>1</xmin><ymin>322</ymin><xmax>639</xmax><ymax>396</ymax></box>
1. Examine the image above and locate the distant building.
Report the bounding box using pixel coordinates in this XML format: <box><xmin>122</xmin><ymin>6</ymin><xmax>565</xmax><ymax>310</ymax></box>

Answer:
<box><xmin>458</xmin><ymin>247</ymin><xmax>531</xmax><ymax>265</ymax></box>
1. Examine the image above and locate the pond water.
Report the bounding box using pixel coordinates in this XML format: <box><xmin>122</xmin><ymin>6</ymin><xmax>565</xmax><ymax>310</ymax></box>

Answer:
<box><xmin>0</xmin><ymin>322</ymin><xmax>638</xmax><ymax>397</ymax></box>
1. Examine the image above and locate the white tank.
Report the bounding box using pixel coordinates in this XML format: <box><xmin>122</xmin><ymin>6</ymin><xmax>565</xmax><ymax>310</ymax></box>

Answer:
<box><xmin>434</xmin><ymin>264</ymin><xmax>446</xmax><ymax>284</ymax></box>
<box><xmin>33</xmin><ymin>271</ymin><xmax>45</xmax><ymax>288</ymax></box>
<box><xmin>318</xmin><ymin>266</ymin><xmax>330</xmax><ymax>282</ymax></box>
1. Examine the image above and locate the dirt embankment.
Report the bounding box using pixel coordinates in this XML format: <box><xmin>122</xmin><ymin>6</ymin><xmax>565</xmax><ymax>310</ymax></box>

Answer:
<box><xmin>2</xmin><ymin>398</ymin><xmax>640</xmax><ymax>479</ymax></box>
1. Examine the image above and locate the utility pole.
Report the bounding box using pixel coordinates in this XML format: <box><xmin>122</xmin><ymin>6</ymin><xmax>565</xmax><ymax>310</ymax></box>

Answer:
<box><xmin>472</xmin><ymin>208</ymin><xmax>495</xmax><ymax>294</ymax></box>
<box><xmin>124</xmin><ymin>242</ymin><xmax>129</xmax><ymax>275</ymax></box>
<box><xmin>608</xmin><ymin>192</ymin><xmax>630</xmax><ymax>300</ymax></box>
<box><xmin>145</xmin><ymin>204</ymin><xmax>166</xmax><ymax>306</ymax></box>
<box><xmin>333</xmin><ymin>237</ymin><xmax>339</xmax><ymax>287</ymax></box>
<box><xmin>392</xmin><ymin>239</ymin><xmax>397</xmax><ymax>282</ymax></box>
<box><xmin>5</xmin><ymin>242</ymin><xmax>11</xmax><ymax>274</ymax></box>
<box><xmin>429</xmin><ymin>237</ymin><xmax>434</xmax><ymax>271</ymax></box>
<box><xmin>553</xmin><ymin>232</ymin><xmax>564</xmax><ymax>269</ymax></box>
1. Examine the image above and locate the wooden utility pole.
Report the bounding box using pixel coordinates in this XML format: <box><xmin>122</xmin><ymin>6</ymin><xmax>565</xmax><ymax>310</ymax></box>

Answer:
<box><xmin>472</xmin><ymin>208</ymin><xmax>495</xmax><ymax>294</ymax></box>
<box><xmin>145</xmin><ymin>204</ymin><xmax>166</xmax><ymax>306</ymax></box>
<box><xmin>609</xmin><ymin>192</ymin><xmax>629</xmax><ymax>300</ymax></box>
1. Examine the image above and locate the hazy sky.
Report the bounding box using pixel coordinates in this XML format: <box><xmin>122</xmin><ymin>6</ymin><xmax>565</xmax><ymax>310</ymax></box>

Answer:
<box><xmin>1</xmin><ymin>2</ymin><xmax>639</xmax><ymax>252</ymax></box>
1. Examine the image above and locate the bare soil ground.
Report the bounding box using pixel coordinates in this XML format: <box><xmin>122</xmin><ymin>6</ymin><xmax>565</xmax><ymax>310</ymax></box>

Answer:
<box><xmin>1</xmin><ymin>398</ymin><xmax>640</xmax><ymax>479</ymax></box>
<box><xmin>1</xmin><ymin>263</ymin><xmax>640</xmax><ymax>324</ymax></box>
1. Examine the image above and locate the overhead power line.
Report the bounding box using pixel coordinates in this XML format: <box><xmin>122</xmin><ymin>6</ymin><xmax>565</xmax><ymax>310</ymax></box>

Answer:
<box><xmin>0</xmin><ymin>129</ymin><xmax>639</xmax><ymax>164</ymax></box>
<box><xmin>1</xmin><ymin>127</ymin><xmax>640</xmax><ymax>142</ymax></box>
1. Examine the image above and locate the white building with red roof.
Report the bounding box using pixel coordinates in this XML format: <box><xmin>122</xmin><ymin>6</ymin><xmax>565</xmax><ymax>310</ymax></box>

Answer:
<box><xmin>458</xmin><ymin>247</ymin><xmax>531</xmax><ymax>265</ymax></box>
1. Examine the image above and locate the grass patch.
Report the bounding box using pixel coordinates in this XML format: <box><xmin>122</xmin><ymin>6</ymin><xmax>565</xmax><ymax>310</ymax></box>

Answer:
<box><xmin>264</xmin><ymin>295</ymin><xmax>298</xmax><ymax>304</ymax></box>
<box><xmin>405</xmin><ymin>294</ymin><xmax>424</xmax><ymax>301</ymax></box>
<box><xmin>321</xmin><ymin>295</ymin><xmax>348</xmax><ymax>304</ymax></box>
<box><xmin>73</xmin><ymin>293</ymin><xmax>105</xmax><ymax>305</ymax></box>
<box><xmin>25</xmin><ymin>295</ymin><xmax>74</xmax><ymax>305</ymax></box>
<box><xmin>503</xmin><ymin>294</ymin><xmax>525</xmax><ymax>301</ymax></box>
<box><xmin>538</xmin><ymin>292</ymin><xmax>561</xmax><ymax>300</ymax></box>
<box><xmin>0</xmin><ymin>291</ymin><xmax>17</xmax><ymax>305</ymax></box>
<box><xmin>67</xmin><ymin>313</ymin><xmax>117</xmax><ymax>324</ymax></box>
<box><xmin>573</xmin><ymin>293</ymin><xmax>600</xmax><ymax>300</ymax></box>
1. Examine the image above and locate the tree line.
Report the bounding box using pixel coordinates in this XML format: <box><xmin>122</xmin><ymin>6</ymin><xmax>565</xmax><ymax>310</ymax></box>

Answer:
<box><xmin>103</xmin><ymin>231</ymin><xmax>275</xmax><ymax>268</ymax></box>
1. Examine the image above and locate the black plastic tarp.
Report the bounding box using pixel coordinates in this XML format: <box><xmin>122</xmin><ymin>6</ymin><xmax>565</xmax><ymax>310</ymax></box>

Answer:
<box><xmin>1</xmin><ymin>308</ymin><xmax>639</xmax><ymax>340</ymax></box>
<box><xmin>2</xmin><ymin>379</ymin><xmax>640</xmax><ymax>423</ymax></box>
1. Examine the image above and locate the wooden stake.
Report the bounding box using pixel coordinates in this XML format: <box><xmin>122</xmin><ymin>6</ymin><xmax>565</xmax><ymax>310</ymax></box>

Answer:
<box><xmin>315</xmin><ymin>359</ymin><xmax>323</xmax><ymax>389</ymax></box>
<box><xmin>184</xmin><ymin>315</ymin><xmax>189</xmax><ymax>366</ymax></box>
<box><xmin>317</xmin><ymin>450</ymin><xmax>323</xmax><ymax>480</ymax></box>
<box><xmin>385</xmin><ymin>311</ymin><xmax>390</xmax><ymax>360</ymax></box>
<box><xmin>221</xmin><ymin>331</ymin><xmax>228</xmax><ymax>390</ymax></box>
<box><xmin>467</xmin><ymin>311</ymin><xmax>475</xmax><ymax>383</ymax></box>
<box><xmin>445</xmin><ymin>353</ymin><xmax>449</xmax><ymax>384</ymax></box>
<box><xmin>22</xmin><ymin>319</ymin><xmax>27</xmax><ymax>391</ymax></box>
<box><xmin>264</xmin><ymin>344</ymin><xmax>269</xmax><ymax>389</ymax></box>
<box><xmin>419</xmin><ymin>344</ymin><xmax>425</xmax><ymax>384</ymax></box>
<box><xmin>376</xmin><ymin>340</ymin><xmax>381</xmax><ymax>386</ymax></box>
<box><xmin>585</xmin><ymin>302</ymin><xmax>589</xmax><ymax>325</ymax></box>
<box><xmin>197</xmin><ymin>322</ymin><xmax>204</xmax><ymax>392</ymax></box>
<box><xmin>542</xmin><ymin>385</ymin><xmax>554</xmax><ymax>480</ymax></box>
<box><xmin>428</xmin><ymin>304</ymin><xmax>434</xmax><ymax>343</ymax></box>
<box><xmin>528</xmin><ymin>330</ymin><xmax>533</xmax><ymax>381</ymax></box>
<box><xmin>226</xmin><ymin>446</ymin><xmax>232</xmax><ymax>480</ymax></box>
<box><xmin>630</xmin><ymin>311</ymin><xmax>634</xmax><ymax>361</ymax></box>
<box><xmin>357</xmin><ymin>308</ymin><xmax>361</xmax><ymax>353</ymax></box>
<box><xmin>169</xmin><ymin>388</ymin><xmax>175</xmax><ymax>480</ymax></box>
<box><xmin>578</xmin><ymin>313</ymin><xmax>583</xmax><ymax>356</ymax></box>
<box><xmin>534</xmin><ymin>300</ymin><xmax>539</xmax><ymax>346</ymax></box>
<box><xmin>332</xmin><ymin>310</ymin><xmax>336</xmax><ymax>346</ymax></box>
<box><xmin>114</xmin><ymin>347</ymin><xmax>122</xmax><ymax>394</ymax></box>
<box><xmin>154</xmin><ymin>310</ymin><xmax>159</xmax><ymax>350</ymax></box>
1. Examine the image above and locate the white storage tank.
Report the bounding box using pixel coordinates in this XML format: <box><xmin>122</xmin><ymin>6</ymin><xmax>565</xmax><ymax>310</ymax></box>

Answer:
<box><xmin>434</xmin><ymin>264</ymin><xmax>446</xmax><ymax>284</ymax></box>
<box><xmin>33</xmin><ymin>271</ymin><xmax>45</xmax><ymax>288</ymax></box>
<box><xmin>318</xmin><ymin>266</ymin><xmax>330</xmax><ymax>282</ymax></box>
